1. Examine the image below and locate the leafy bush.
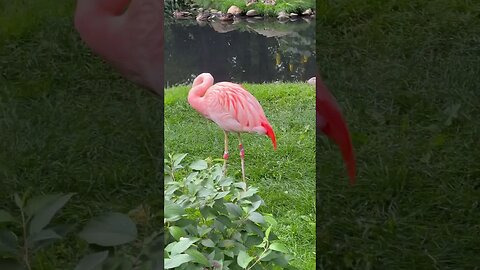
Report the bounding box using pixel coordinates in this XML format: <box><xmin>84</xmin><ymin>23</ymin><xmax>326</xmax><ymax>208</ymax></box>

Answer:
<box><xmin>164</xmin><ymin>153</ymin><xmax>296</xmax><ymax>270</ymax></box>
<box><xmin>0</xmin><ymin>192</ymin><xmax>162</xmax><ymax>269</ymax></box>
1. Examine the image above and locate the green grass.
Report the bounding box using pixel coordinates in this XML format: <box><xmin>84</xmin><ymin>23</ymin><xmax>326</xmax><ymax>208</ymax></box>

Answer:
<box><xmin>165</xmin><ymin>83</ymin><xmax>315</xmax><ymax>269</ymax></box>
<box><xmin>192</xmin><ymin>0</ymin><xmax>314</xmax><ymax>16</ymax></box>
<box><xmin>316</xmin><ymin>0</ymin><xmax>480</xmax><ymax>268</ymax></box>
<box><xmin>0</xmin><ymin>2</ymin><xmax>162</xmax><ymax>268</ymax></box>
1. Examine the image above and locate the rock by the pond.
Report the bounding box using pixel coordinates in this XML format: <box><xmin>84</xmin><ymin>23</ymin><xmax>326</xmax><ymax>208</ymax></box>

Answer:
<box><xmin>227</xmin><ymin>5</ymin><xmax>242</xmax><ymax>15</ymax></box>
<box><xmin>211</xmin><ymin>9</ymin><xmax>219</xmax><ymax>14</ymax></box>
<box><xmin>307</xmin><ymin>77</ymin><xmax>316</xmax><ymax>85</ymax></box>
<box><xmin>246</xmin><ymin>9</ymin><xmax>259</xmax><ymax>17</ymax></box>
<box><xmin>263</xmin><ymin>0</ymin><xmax>276</xmax><ymax>5</ymax></box>
<box><xmin>173</xmin><ymin>11</ymin><xmax>192</xmax><ymax>19</ymax></box>
<box><xmin>302</xmin><ymin>8</ymin><xmax>313</xmax><ymax>16</ymax></box>
<box><xmin>246</xmin><ymin>0</ymin><xmax>257</xmax><ymax>6</ymax></box>
<box><xmin>219</xmin><ymin>13</ymin><xmax>234</xmax><ymax>21</ymax></box>
<box><xmin>196</xmin><ymin>11</ymin><xmax>210</xmax><ymax>21</ymax></box>
<box><xmin>289</xmin><ymin>13</ymin><xmax>298</xmax><ymax>17</ymax></box>
<box><xmin>277</xmin><ymin>11</ymin><xmax>289</xmax><ymax>21</ymax></box>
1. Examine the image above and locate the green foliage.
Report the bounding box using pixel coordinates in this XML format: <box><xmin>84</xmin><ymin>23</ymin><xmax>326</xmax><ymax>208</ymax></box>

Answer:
<box><xmin>74</xmin><ymin>212</ymin><xmax>162</xmax><ymax>270</ymax></box>
<box><xmin>0</xmin><ymin>192</ymin><xmax>162</xmax><ymax>269</ymax></box>
<box><xmin>165</xmin><ymin>154</ymin><xmax>296</xmax><ymax>269</ymax></box>
<box><xmin>0</xmin><ymin>192</ymin><xmax>74</xmax><ymax>269</ymax></box>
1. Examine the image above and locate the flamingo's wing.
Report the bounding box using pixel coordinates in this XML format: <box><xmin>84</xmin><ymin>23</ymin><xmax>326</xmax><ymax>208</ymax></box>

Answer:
<box><xmin>206</xmin><ymin>82</ymin><xmax>267</xmax><ymax>133</ymax></box>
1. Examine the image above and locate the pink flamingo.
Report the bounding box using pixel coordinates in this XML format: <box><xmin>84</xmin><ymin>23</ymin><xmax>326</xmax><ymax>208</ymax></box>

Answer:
<box><xmin>188</xmin><ymin>73</ymin><xmax>276</xmax><ymax>182</ymax></box>
<box><xmin>74</xmin><ymin>0</ymin><xmax>163</xmax><ymax>96</ymax></box>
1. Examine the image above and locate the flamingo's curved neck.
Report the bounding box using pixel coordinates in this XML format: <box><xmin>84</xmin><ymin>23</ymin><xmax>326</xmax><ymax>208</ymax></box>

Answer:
<box><xmin>188</xmin><ymin>73</ymin><xmax>214</xmax><ymax>115</ymax></box>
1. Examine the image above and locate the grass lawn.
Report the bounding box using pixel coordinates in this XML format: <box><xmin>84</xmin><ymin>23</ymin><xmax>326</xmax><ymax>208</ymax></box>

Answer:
<box><xmin>165</xmin><ymin>83</ymin><xmax>316</xmax><ymax>268</ymax></box>
<box><xmin>1</xmin><ymin>1</ymin><xmax>162</xmax><ymax>268</ymax></box>
<box><xmin>316</xmin><ymin>0</ymin><xmax>480</xmax><ymax>268</ymax></box>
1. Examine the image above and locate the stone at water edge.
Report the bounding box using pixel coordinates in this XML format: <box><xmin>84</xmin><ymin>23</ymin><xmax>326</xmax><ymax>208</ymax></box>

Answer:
<box><xmin>263</xmin><ymin>0</ymin><xmax>276</xmax><ymax>5</ymax></box>
<box><xmin>302</xmin><ymin>8</ymin><xmax>313</xmax><ymax>16</ymax></box>
<box><xmin>246</xmin><ymin>9</ymin><xmax>259</xmax><ymax>17</ymax></box>
<box><xmin>219</xmin><ymin>13</ymin><xmax>234</xmax><ymax>21</ymax></box>
<box><xmin>289</xmin><ymin>13</ymin><xmax>298</xmax><ymax>17</ymax></box>
<box><xmin>211</xmin><ymin>9</ymin><xmax>219</xmax><ymax>14</ymax></box>
<box><xmin>227</xmin><ymin>6</ymin><xmax>242</xmax><ymax>15</ymax></box>
<box><xmin>277</xmin><ymin>11</ymin><xmax>289</xmax><ymax>21</ymax></box>
<box><xmin>246</xmin><ymin>0</ymin><xmax>257</xmax><ymax>6</ymax></box>
<box><xmin>307</xmin><ymin>77</ymin><xmax>316</xmax><ymax>85</ymax></box>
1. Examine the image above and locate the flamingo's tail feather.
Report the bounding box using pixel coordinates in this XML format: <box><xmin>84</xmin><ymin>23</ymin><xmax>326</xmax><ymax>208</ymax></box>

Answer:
<box><xmin>261</xmin><ymin>122</ymin><xmax>277</xmax><ymax>150</ymax></box>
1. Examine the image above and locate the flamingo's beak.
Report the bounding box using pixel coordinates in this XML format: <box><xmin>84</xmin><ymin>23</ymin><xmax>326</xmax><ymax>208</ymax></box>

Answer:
<box><xmin>316</xmin><ymin>76</ymin><xmax>356</xmax><ymax>184</ymax></box>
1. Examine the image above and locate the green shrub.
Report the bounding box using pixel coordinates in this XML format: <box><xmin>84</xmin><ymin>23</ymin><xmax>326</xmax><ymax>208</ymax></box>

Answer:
<box><xmin>164</xmin><ymin>153</ymin><xmax>296</xmax><ymax>269</ymax></box>
<box><xmin>0</xmin><ymin>192</ymin><xmax>162</xmax><ymax>269</ymax></box>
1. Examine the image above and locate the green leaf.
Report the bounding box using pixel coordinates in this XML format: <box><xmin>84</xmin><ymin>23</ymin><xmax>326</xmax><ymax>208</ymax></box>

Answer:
<box><xmin>166</xmin><ymin>237</ymin><xmax>200</xmax><ymax>255</ymax></box>
<box><xmin>246</xmin><ymin>221</ymin><xmax>264</xmax><ymax>238</ymax></box>
<box><xmin>225</xmin><ymin>203</ymin><xmax>243</xmax><ymax>218</ymax></box>
<box><xmin>0</xmin><ymin>210</ymin><xmax>16</xmax><ymax>224</ymax></box>
<box><xmin>27</xmin><ymin>229</ymin><xmax>61</xmax><ymax>246</ymax></box>
<box><xmin>0</xmin><ymin>230</ymin><xmax>17</xmax><ymax>255</ymax></box>
<box><xmin>239</xmin><ymin>188</ymin><xmax>257</xmax><ymax>200</ymax></box>
<box><xmin>173</xmin><ymin>153</ymin><xmax>188</xmax><ymax>167</ymax></box>
<box><xmin>237</xmin><ymin>250</ymin><xmax>253</xmax><ymax>268</ymax></box>
<box><xmin>264</xmin><ymin>214</ymin><xmax>277</xmax><ymax>226</ymax></box>
<box><xmin>168</xmin><ymin>226</ymin><xmax>186</xmax><ymax>241</ymax></box>
<box><xmin>74</xmin><ymin>250</ymin><xmax>109</xmax><ymax>270</ymax></box>
<box><xmin>234</xmin><ymin>182</ymin><xmax>246</xmax><ymax>190</ymax></box>
<box><xmin>190</xmin><ymin>160</ymin><xmax>208</xmax><ymax>170</ymax></box>
<box><xmin>197</xmin><ymin>225</ymin><xmax>212</xmax><ymax>237</ymax></box>
<box><xmin>27</xmin><ymin>193</ymin><xmax>74</xmax><ymax>235</ymax></box>
<box><xmin>164</xmin><ymin>254</ymin><xmax>192</xmax><ymax>269</ymax></box>
<box><xmin>248</xmin><ymin>200</ymin><xmax>262</xmax><ymax>214</ymax></box>
<box><xmin>215</xmin><ymin>191</ymin><xmax>230</xmax><ymax>200</ymax></box>
<box><xmin>165</xmin><ymin>202</ymin><xmax>185</xmax><ymax>222</ymax></box>
<box><xmin>201</xmin><ymin>238</ymin><xmax>215</xmax><ymax>247</ymax></box>
<box><xmin>220</xmin><ymin>239</ymin><xmax>235</xmax><ymax>248</ymax></box>
<box><xmin>185</xmin><ymin>248</ymin><xmax>211</xmax><ymax>266</ymax></box>
<box><xmin>259</xmin><ymin>249</ymin><xmax>272</xmax><ymax>260</ymax></box>
<box><xmin>25</xmin><ymin>194</ymin><xmax>60</xmax><ymax>217</ymax></box>
<box><xmin>78</xmin><ymin>212</ymin><xmax>137</xmax><ymax>247</ymax></box>
<box><xmin>248</xmin><ymin>212</ymin><xmax>265</xmax><ymax>224</ymax></box>
<box><xmin>269</xmin><ymin>242</ymin><xmax>289</xmax><ymax>253</ymax></box>
<box><xmin>265</xmin><ymin>226</ymin><xmax>272</xmax><ymax>239</ymax></box>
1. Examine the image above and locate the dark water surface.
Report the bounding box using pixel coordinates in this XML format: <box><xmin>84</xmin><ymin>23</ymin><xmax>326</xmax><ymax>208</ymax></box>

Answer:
<box><xmin>165</xmin><ymin>16</ymin><xmax>315</xmax><ymax>86</ymax></box>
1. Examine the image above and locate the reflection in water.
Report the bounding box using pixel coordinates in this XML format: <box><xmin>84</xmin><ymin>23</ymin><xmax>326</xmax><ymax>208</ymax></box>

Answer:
<box><xmin>165</xmin><ymin>17</ymin><xmax>315</xmax><ymax>86</ymax></box>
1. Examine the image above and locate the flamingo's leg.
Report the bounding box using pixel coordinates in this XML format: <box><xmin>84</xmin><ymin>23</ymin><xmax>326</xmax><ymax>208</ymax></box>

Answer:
<box><xmin>223</xmin><ymin>130</ymin><xmax>229</xmax><ymax>175</ymax></box>
<box><xmin>237</xmin><ymin>133</ymin><xmax>246</xmax><ymax>182</ymax></box>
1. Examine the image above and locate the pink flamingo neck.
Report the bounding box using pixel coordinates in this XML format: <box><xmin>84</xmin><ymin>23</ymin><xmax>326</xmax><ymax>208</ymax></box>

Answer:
<box><xmin>188</xmin><ymin>73</ymin><xmax>214</xmax><ymax>115</ymax></box>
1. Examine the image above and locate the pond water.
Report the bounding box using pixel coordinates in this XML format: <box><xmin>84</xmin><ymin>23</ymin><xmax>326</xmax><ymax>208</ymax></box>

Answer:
<box><xmin>164</xmin><ymin>16</ymin><xmax>316</xmax><ymax>87</ymax></box>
